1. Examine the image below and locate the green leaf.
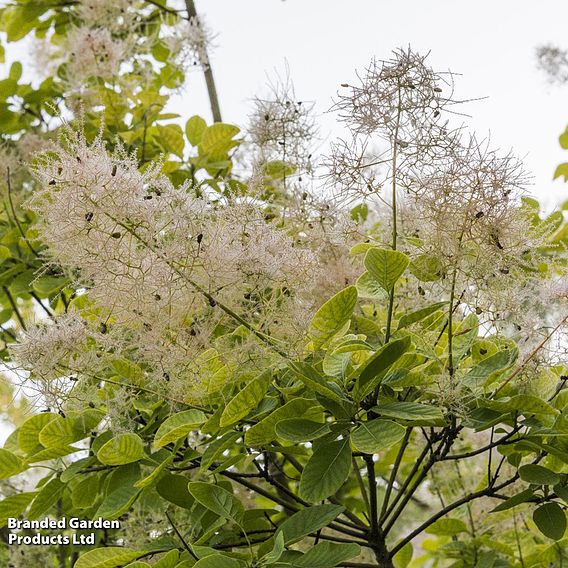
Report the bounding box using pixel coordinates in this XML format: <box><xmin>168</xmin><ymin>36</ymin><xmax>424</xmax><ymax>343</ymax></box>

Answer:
<box><xmin>350</xmin><ymin>419</ymin><xmax>406</xmax><ymax>453</ymax></box>
<box><xmin>153</xmin><ymin>410</ymin><xmax>206</xmax><ymax>449</ymax></box>
<box><xmin>276</xmin><ymin>504</ymin><xmax>345</xmax><ymax>545</ymax></box>
<box><xmin>154</xmin><ymin>550</ymin><xmax>179</xmax><ymax>568</ymax></box>
<box><xmin>560</xmin><ymin>128</ymin><xmax>568</xmax><ymax>150</ymax></box>
<box><xmin>39</xmin><ymin>411</ymin><xmax>104</xmax><ymax>448</ymax></box>
<box><xmin>18</xmin><ymin>412</ymin><xmax>58</xmax><ymax>454</ymax></box>
<box><xmin>275</xmin><ymin>419</ymin><xmax>331</xmax><ymax>443</ymax></box>
<box><xmin>156</xmin><ymin>473</ymin><xmax>195</xmax><ymax>509</ymax></box>
<box><xmin>397</xmin><ymin>302</ymin><xmax>447</xmax><ymax>330</ymax></box>
<box><xmin>262</xmin><ymin>531</ymin><xmax>285</xmax><ymax>564</ymax></box>
<box><xmin>554</xmin><ymin>163</ymin><xmax>568</xmax><ymax>182</ymax></box>
<box><xmin>291</xmin><ymin>542</ymin><xmax>361</xmax><ymax>567</ymax></box>
<box><xmin>245</xmin><ymin>399</ymin><xmax>315</xmax><ymax>446</ymax></box>
<box><xmin>157</xmin><ymin>124</ymin><xmax>185</xmax><ymax>157</ymax></box>
<box><xmin>519</xmin><ymin>464</ymin><xmax>561</xmax><ymax>486</ymax></box>
<box><xmin>193</xmin><ymin>556</ymin><xmax>241</xmax><ymax>568</ymax></box>
<box><xmin>5</xmin><ymin>5</ymin><xmax>46</xmax><ymax>42</ymax></box>
<box><xmin>485</xmin><ymin>395</ymin><xmax>557</xmax><ymax>417</ymax></box>
<box><xmin>392</xmin><ymin>542</ymin><xmax>413</xmax><ymax>568</ymax></box>
<box><xmin>199</xmin><ymin>123</ymin><xmax>240</xmax><ymax>161</ymax></box>
<box><xmin>408</xmin><ymin>254</ymin><xmax>445</xmax><ymax>282</ymax></box>
<box><xmin>533</xmin><ymin>502</ymin><xmax>567</xmax><ymax>540</ymax></box>
<box><xmin>364</xmin><ymin>248</ymin><xmax>409</xmax><ymax>292</ymax></box>
<box><xmin>0</xmin><ymin>492</ymin><xmax>36</xmax><ymax>527</ymax></box>
<box><xmin>373</xmin><ymin>402</ymin><xmax>444</xmax><ymax>424</ymax></box>
<box><xmin>75</xmin><ymin>547</ymin><xmax>142</xmax><ymax>568</ymax></box>
<box><xmin>111</xmin><ymin>358</ymin><xmax>145</xmax><ymax>385</ymax></box>
<box><xmin>261</xmin><ymin>160</ymin><xmax>297</xmax><ymax>180</ymax></box>
<box><xmin>220</xmin><ymin>372</ymin><xmax>271</xmax><ymax>427</ymax></box>
<box><xmin>0</xmin><ymin>448</ymin><xmax>25</xmax><ymax>479</ymax></box>
<box><xmin>96</xmin><ymin>485</ymin><xmax>140</xmax><ymax>520</ymax></box>
<box><xmin>309</xmin><ymin>286</ymin><xmax>358</xmax><ymax>349</ymax></box>
<box><xmin>355</xmin><ymin>271</ymin><xmax>389</xmax><ymax>300</ymax></box>
<box><xmin>490</xmin><ymin>489</ymin><xmax>534</xmax><ymax>513</ymax></box>
<box><xmin>185</xmin><ymin>115</ymin><xmax>207</xmax><ymax>145</ymax></box>
<box><xmin>32</xmin><ymin>276</ymin><xmax>67</xmax><ymax>297</ymax></box>
<box><xmin>200</xmin><ymin>431</ymin><xmax>241</xmax><ymax>472</ymax></box>
<box><xmin>353</xmin><ymin>337</ymin><xmax>411</xmax><ymax>401</ymax></box>
<box><xmin>28</xmin><ymin>478</ymin><xmax>65</xmax><ymax>519</ymax></box>
<box><xmin>299</xmin><ymin>439</ymin><xmax>351</xmax><ymax>502</ymax></box>
<box><xmin>462</xmin><ymin>348</ymin><xmax>518</xmax><ymax>390</ymax></box>
<box><xmin>424</xmin><ymin>517</ymin><xmax>468</xmax><ymax>536</ymax></box>
<box><xmin>97</xmin><ymin>434</ymin><xmax>145</xmax><ymax>466</ymax></box>
<box><xmin>290</xmin><ymin>362</ymin><xmax>347</xmax><ymax>403</ymax></box>
<box><xmin>188</xmin><ymin>482</ymin><xmax>244</xmax><ymax>523</ymax></box>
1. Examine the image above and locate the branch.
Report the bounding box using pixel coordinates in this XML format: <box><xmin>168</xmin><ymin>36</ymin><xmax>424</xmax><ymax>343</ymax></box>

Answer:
<box><xmin>388</xmin><ymin>474</ymin><xmax>519</xmax><ymax>559</ymax></box>
<box><xmin>441</xmin><ymin>425</ymin><xmax>522</xmax><ymax>461</ymax></box>
<box><xmin>380</xmin><ymin>427</ymin><xmax>411</xmax><ymax>521</ymax></box>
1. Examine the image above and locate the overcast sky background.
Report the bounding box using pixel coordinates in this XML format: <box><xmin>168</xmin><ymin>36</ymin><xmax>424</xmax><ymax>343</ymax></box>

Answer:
<box><xmin>168</xmin><ymin>0</ymin><xmax>568</xmax><ymax>210</ymax></box>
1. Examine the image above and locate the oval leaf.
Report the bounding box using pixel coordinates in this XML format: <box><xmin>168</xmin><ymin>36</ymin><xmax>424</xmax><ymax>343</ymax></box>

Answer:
<box><xmin>299</xmin><ymin>439</ymin><xmax>351</xmax><ymax>502</ymax></box>
<box><xmin>309</xmin><ymin>286</ymin><xmax>358</xmax><ymax>349</ymax></box>
<box><xmin>97</xmin><ymin>434</ymin><xmax>145</xmax><ymax>466</ymax></box>
<box><xmin>533</xmin><ymin>502</ymin><xmax>566</xmax><ymax>540</ymax></box>
<box><xmin>153</xmin><ymin>410</ymin><xmax>206</xmax><ymax>449</ymax></box>
<box><xmin>364</xmin><ymin>248</ymin><xmax>409</xmax><ymax>292</ymax></box>
<box><xmin>351</xmin><ymin>419</ymin><xmax>406</xmax><ymax>454</ymax></box>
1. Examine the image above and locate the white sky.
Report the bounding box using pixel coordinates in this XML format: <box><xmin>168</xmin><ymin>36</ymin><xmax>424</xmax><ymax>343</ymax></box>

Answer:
<box><xmin>174</xmin><ymin>0</ymin><xmax>568</xmax><ymax>210</ymax></box>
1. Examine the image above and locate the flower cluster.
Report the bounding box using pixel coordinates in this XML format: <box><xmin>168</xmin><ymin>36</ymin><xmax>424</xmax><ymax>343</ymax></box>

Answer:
<box><xmin>14</xmin><ymin>128</ymin><xmax>323</xmax><ymax>410</ymax></box>
<box><xmin>66</xmin><ymin>27</ymin><xmax>126</xmax><ymax>85</ymax></box>
<box><xmin>163</xmin><ymin>16</ymin><xmax>214</xmax><ymax>69</ymax></box>
<box><xmin>248</xmin><ymin>74</ymin><xmax>317</xmax><ymax>176</ymax></box>
<box><xmin>328</xmin><ymin>47</ymin><xmax>466</xmax><ymax>202</ymax></box>
<box><xmin>536</xmin><ymin>44</ymin><xmax>568</xmax><ymax>85</ymax></box>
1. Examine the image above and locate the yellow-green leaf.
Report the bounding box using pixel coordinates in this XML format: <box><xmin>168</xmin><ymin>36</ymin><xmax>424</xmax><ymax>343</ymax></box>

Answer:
<box><xmin>153</xmin><ymin>410</ymin><xmax>206</xmax><ymax>449</ymax></box>
<box><xmin>309</xmin><ymin>286</ymin><xmax>358</xmax><ymax>349</ymax></box>
<box><xmin>97</xmin><ymin>434</ymin><xmax>145</xmax><ymax>466</ymax></box>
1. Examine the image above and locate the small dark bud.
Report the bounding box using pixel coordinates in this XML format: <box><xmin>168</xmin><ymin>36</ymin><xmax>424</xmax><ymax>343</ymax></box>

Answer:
<box><xmin>196</xmin><ymin>233</ymin><xmax>203</xmax><ymax>244</ymax></box>
<box><xmin>49</xmin><ymin>179</ymin><xmax>56</xmax><ymax>185</ymax></box>
<box><xmin>208</xmin><ymin>298</ymin><xmax>217</xmax><ymax>307</ymax></box>
<box><xmin>85</xmin><ymin>212</ymin><xmax>94</xmax><ymax>222</ymax></box>
<box><xmin>111</xmin><ymin>232</ymin><xmax>121</xmax><ymax>239</ymax></box>
<box><xmin>111</xmin><ymin>164</ymin><xmax>117</xmax><ymax>176</ymax></box>
<box><xmin>475</xmin><ymin>211</ymin><xmax>484</xmax><ymax>219</ymax></box>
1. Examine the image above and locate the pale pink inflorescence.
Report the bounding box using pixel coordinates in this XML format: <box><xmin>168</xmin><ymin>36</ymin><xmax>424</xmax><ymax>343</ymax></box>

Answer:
<box><xmin>66</xmin><ymin>27</ymin><xmax>126</xmax><ymax>84</ymax></box>
<box><xmin>15</xmin><ymin>128</ymin><xmax>323</xmax><ymax>407</ymax></box>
